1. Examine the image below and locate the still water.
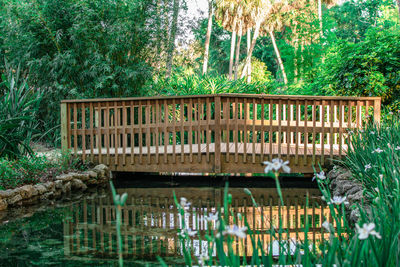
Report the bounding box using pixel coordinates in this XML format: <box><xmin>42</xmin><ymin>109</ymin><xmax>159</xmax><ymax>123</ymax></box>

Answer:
<box><xmin>0</xmin><ymin>175</ymin><xmax>327</xmax><ymax>266</ymax></box>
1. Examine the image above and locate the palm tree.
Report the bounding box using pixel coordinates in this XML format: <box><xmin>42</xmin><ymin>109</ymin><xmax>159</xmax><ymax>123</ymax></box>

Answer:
<box><xmin>215</xmin><ymin>0</ymin><xmax>238</xmax><ymax>79</ymax></box>
<box><xmin>260</xmin><ymin>1</ymin><xmax>291</xmax><ymax>85</ymax></box>
<box><xmin>202</xmin><ymin>0</ymin><xmax>214</xmax><ymax>75</ymax></box>
<box><xmin>240</xmin><ymin>0</ymin><xmax>273</xmax><ymax>81</ymax></box>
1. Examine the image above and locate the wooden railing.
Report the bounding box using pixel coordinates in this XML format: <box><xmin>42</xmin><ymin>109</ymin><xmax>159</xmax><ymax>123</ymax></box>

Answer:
<box><xmin>61</xmin><ymin>94</ymin><xmax>381</xmax><ymax>173</ymax></box>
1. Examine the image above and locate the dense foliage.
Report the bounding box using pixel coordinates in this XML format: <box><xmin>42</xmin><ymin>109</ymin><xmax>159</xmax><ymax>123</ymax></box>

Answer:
<box><xmin>1</xmin><ymin>0</ymin><xmax>399</xmax><ymax>145</ymax></box>
<box><xmin>0</xmin><ymin>63</ymin><xmax>42</xmax><ymax>159</ymax></box>
<box><xmin>0</xmin><ymin>0</ymin><xmax>155</xmax><ymax>144</ymax></box>
<box><xmin>313</xmin><ymin>27</ymin><xmax>400</xmax><ymax>109</ymax></box>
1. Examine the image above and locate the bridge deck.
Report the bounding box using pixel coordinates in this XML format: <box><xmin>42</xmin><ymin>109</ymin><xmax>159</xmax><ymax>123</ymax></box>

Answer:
<box><xmin>77</xmin><ymin>143</ymin><xmax>343</xmax><ymax>156</ymax></box>
<box><xmin>61</xmin><ymin>94</ymin><xmax>381</xmax><ymax>174</ymax></box>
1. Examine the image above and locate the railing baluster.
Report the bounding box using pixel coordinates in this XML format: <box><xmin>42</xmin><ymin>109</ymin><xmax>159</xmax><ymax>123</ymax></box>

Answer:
<box><xmin>73</xmin><ymin>103</ymin><xmax>78</xmax><ymax>155</ymax></box>
<box><xmin>261</xmin><ymin>98</ymin><xmax>265</xmax><ymax>162</ymax></box>
<box><xmin>303</xmin><ymin>100</ymin><xmax>308</xmax><ymax>166</ymax></box>
<box><xmin>339</xmin><ymin>100</ymin><xmax>343</xmax><ymax>158</ymax></box>
<box><xmin>330</xmin><ymin>100</ymin><xmax>334</xmax><ymax>161</ymax></box>
<box><xmin>321</xmin><ymin>100</ymin><xmax>326</xmax><ymax>166</ymax></box>
<box><xmin>312</xmin><ymin>101</ymin><xmax>316</xmax><ymax>165</ymax></box>
<box><xmin>197</xmin><ymin>100</ymin><xmax>202</xmax><ymax>163</ymax></box>
<box><xmin>286</xmin><ymin>101</ymin><xmax>291</xmax><ymax>163</ymax></box>
<box><xmin>252</xmin><ymin>99</ymin><xmax>256</xmax><ymax>164</ymax></box>
<box><xmin>146</xmin><ymin>100</ymin><xmax>151</xmax><ymax>165</ymax></box>
<box><xmin>295</xmin><ymin>100</ymin><xmax>299</xmax><ymax>165</ymax></box>
<box><xmin>122</xmin><ymin>101</ymin><xmax>127</xmax><ymax>166</ymax></box>
<box><xmin>234</xmin><ymin>97</ymin><xmax>239</xmax><ymax>163</ymax></box>
<box><xmin>214</xmin><ymin>96</ymin><xmax>221</xmax><ymax>173</ymax></box>
<box><xmin>243</xmin><ymin>98</ymin><xmax>247</xmax><ymax>163</ymax></box>
<box><xmin>172</xmin><ymin>99</ymin><xmax>177</xmax><ymax>164</ymax></box>
<box><xmin>130</xmin><ymin>100</ymin><xmax>135</xmax><ymax>165</ymax></box>
<box><xmin>139</xmin><ymin>100</ymin><xmax>143</xmax><ymax>164</ymax></box>
<box><xmin>97</xmin><ymin>102</ymin><xmax>102</xmax><ymax>164</ymax></box>
<box><xmin>269</xmin><ymin>100</ymin><xmax>273</xmax><ymax>161</ymax></box>
<box><xmin>164</xmin><ymin>99</ymin><xmax>168</xmax><ymax>164</ymax></box>
<box><xmin>181</xmin><ymin>98</ymin><xmax>185</xmax><ymax>164</ymax></box>
<box><xmin>114</xmin><ymin>102</ymin><xmax>119</xmax><ymax>166</ymax></box>
<box><xmin>206</xmin><ymin>97</ymin><xmax>211</xmax><ymax>163</ymax></box>
<box><xmin>105</xmin><ymin>102</ymin><xmax>110</xmax><ymax>166</ymax></box>
<box><xmin>89</xmin><ymin>102</ymin><xmax>94</xmax><ymax>162</ymax></box>
<box><xmin>155</xmin><ymin>100</ymin><xmax>160</xmax><ymax>164</ymax></box>
<box><xmin>278</xmin><ymin>99</ymin><xmax>282</xmax><ymax>159</ymax></box>
<box><xmin>188</xmin><ymin>98</ymin><xmax>193</xmax><ymax>163</ymax></box>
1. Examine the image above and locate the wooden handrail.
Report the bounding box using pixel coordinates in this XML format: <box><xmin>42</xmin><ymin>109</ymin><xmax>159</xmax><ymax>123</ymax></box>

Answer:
<box><xmin>60</xmin><ymin>94</ymin><xmax>381</xmax><ymax>173</ymax></box>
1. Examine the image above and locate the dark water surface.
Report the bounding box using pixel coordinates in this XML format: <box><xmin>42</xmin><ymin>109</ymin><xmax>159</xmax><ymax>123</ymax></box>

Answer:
<box><xmin>0</xmin><ymin>174</ymin><xmax>325</xmax><ymax>266</ymax></box>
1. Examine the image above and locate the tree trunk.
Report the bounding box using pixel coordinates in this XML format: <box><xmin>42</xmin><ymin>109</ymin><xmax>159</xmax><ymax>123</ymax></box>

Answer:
<box><xmin>397</xmin><ymin>0</ymin><xmax>400</xmax><ymax>20</ymax></box>
<box><xmin>163</xmin><ymin>0</ymin><xmax>170</xmax><ymax>61</ymax></box>
<box><xmin>241</xmin><ymin>21</ymin><xmax>261</xmax><ymax>81</ymax></box>
<box><xmin>228</xmin><ymin>15</ymin><xmax>238</xmax><ymax>80</ymax></box>
<box><xmin>234</xmin><ymin>22</ymin><xmax>242</xmax><ymax>80</ymax></box>
<box><xmin>202</xmin><ymin>0</ymin><xmax>213</xmax><ymax>75</ymax></box>
<box><xmin>318</xmin><ymin>0</ymin><xmax>323</xmax><ymax>38</ymax></box>
<box><xmin>246</xmin><ymin>28</ymin><xmax>251</xmax><ymax>82</ymax></box>
<box><xmin>155</xmin><ymin>0</ymin><xmax>162</xmax><ymax>71</ymax></box>
<box><xmin>269</xmin><ymin>31</ymin><xmax>288</xmax><ymax>85</ymax></box>
<box><xmin>166</xmin><ymin>0</ymin><xmax>179</xmax><ymax>78</ymax></box>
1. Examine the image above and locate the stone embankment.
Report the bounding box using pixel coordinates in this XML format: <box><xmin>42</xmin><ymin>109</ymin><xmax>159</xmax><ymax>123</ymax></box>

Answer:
<box><xmin>0</xmin><ymin>164</ymin><xmax>111</xmax><ymax>211</ymax></box>
<box><xmin>327</xmin><ymin>166</ymin><xmax>366</xmax><ymax>223</ymax></box>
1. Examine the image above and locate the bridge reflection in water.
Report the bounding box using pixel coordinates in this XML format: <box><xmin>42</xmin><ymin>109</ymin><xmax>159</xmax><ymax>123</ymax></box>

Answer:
<box><xmin>63</xmin><ymin>187</ymin><xmax>333</xmax><ymax>261</ymax></box>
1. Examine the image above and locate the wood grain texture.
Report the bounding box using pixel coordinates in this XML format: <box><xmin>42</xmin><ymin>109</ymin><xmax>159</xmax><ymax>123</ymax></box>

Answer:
<box><xmin>61</xmin><ymin>95</ymin><xmax>381</xmax><ymax>174</ymax></box>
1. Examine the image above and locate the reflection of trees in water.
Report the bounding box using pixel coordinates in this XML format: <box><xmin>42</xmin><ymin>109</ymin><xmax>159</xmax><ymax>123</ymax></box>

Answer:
<box><xmin>64</xmin><ymin>187</ymin><xmax>333</xmax><ymax>260</ymax></box>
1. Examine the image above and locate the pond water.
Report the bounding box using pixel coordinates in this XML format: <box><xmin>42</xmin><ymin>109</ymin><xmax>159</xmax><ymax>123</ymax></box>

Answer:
<box><xmin>0</xmin><ymin>174</ymin><xmax>327</xmax><ymax>266</ymax></box>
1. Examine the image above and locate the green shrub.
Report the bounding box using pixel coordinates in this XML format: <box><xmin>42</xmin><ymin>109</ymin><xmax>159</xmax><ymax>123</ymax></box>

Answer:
<box><xmin>145</xmin><ymin>72</ymin><xmax>275</xmax><ymax>96</ymax></box>
<box><xmin>312</xmin><ymin>26</ymin><xmax>400</xmax><ymax>109</ymax></box>
<box><xmin>0</xmin><ymin>62</ymin><xmax>42</xmax><ymax>159</ymax></box>
<box><xmin>0</xmin><ymin>151</ymin><xmax>88</xmax><ymax>190</ymax></box>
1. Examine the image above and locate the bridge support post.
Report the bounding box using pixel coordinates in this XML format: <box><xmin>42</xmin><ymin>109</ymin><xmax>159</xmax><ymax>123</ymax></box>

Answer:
<box><xmin>373</xmin><ymin>98</ymin><xmax>381</xmax><ymax>125</ymax></box>
<box><xmin>60</xmin><ymin>103</ymin><xmax>68</xmax><ymax>151</ymax></box>
<box><xmin>214</xmin><ymin>96</ymin><xmax>221</xmax><ymax>173</ymax></box>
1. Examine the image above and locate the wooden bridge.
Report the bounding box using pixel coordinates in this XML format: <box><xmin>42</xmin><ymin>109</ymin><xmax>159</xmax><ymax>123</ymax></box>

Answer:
<box><xmin>60</xmin><ymin>94</ymin><xmax>381</xmax><ymax>174</ymax></box>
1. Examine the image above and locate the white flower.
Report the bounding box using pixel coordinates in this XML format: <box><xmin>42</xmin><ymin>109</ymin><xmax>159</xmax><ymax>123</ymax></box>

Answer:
<box><xmin>180</xmin><ymin>197</ymin><xmax>191</xmax><ymax>209</ymax></box>
<box><xmin>395</xmin><ymin>146</ymin><xmax>400</xmax><ymax>151</ymax></box>
<box><xmin>364</xmin><ymin>164</ymin><xmax>372</xmax><ymax>171</ymax></box>
<box><xmin>348</xmin><ymin>130</ymin><xmax>354</xmax><ymax>135</ymax></box>
<box><xmin>388</xmin><ymin>111</ymin><xmax>394</xmax><ymax>115</ymax></box>
<box><xmin>205</xmin><ymin>212</ymin><xmax>219</xmax><ymax>222</ymax></box>
<box><xmin>263</xmin><ymin>158</ymin><xmax>291</xmax><ymax>173</ymax></box>
<box><xmin>313</xmin><ymin>171</ymin><xmax>326</xmax><ymax>181</ymax></box>
<box><xmin>372</xmin><ymin>148</ymin><xmax>383</xmax><ymax>154</ymax></box>
<box><xmin>356</xmin><ymin>223</ymin><xmax>381</xmax><ymax>240</ymax></box>
<box><xmin>223</xmin><ymin>225</ymin><xmax>247</xmax><ymax>239</ymax></box>
<box><xmin>178</xmin><ymin>227</ymin><xmax>197</xmax><ymax>238</ymax></box>
<box><xmin>370</xmin><ymin>131</ymin><xmax>375</xmax><ymax>135</ymax></box>
<box><xmin>198</xmin><ymin>253</ymin><xmax>209</xmax><ymax>266</ymax></box>
<box><xmin>374</xmin><ymin>187</ymin><xmax>379</xmax><ymax>192</ymax></box>
<box><xmin>328</xmin><ymin>196</ymin><xmax>349</xmax><ymax>205</ymax></box>
<box><xmin>322</xmin><ymin>221</ymin><xmax>333</xmax><ymax>233</ymax></box>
